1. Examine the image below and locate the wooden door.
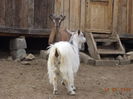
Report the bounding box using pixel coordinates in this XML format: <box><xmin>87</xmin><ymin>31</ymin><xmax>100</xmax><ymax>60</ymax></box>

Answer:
<box><xmin>85</xmin><ymin>0</ymin><xmax>113</xmax><ymax>33</ymax></box>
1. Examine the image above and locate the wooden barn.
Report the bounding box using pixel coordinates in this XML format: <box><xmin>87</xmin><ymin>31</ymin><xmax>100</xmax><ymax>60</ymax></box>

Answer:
<box><xmin>0</xmin><ymin>0</ymin><xmax>132</xmax><ymax>37</ymax></box>
<box><xmin>0</xmin><ymin>0</ymin><xmax>133</xmax><ymax>62</ymax></box>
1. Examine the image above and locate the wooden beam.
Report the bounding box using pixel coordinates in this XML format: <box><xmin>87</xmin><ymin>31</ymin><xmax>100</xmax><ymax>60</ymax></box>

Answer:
<box><xmin>0</xmin><ymin>27</ymin><xmax>50</xmax><ymax>37</ymax></box>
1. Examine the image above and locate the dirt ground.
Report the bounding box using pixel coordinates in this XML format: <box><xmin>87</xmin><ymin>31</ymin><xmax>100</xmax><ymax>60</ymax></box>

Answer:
<box><xmin>0</xmin><ymin>53</ymin><xmax>133</xmax><ymax>99</ymax></box>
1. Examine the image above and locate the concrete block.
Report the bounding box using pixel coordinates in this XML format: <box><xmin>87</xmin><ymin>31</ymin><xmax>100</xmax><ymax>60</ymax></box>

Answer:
<box><xmin>119</xmin><ymin>59</ymin><xmax>131</xmax><ymax>65</ymax></box>
<box><xmin>10</xmin><ymin>36</ymin><xmax>27</xmax><ymax>50</ymax></box>
<box><xmin>95</xmin><ymin>60</ymin><xmax>119</xmax><ymax>66</ymax></box>
<box><xmin>11</xmin><ymin>49</ymin><xmax>27</xmax><ymax>60</ymax></box>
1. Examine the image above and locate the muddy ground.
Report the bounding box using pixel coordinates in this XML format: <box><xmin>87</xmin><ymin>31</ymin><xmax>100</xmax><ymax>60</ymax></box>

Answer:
<box><xmin>0</xmin><ymin>52</ymin><xmax>133</xmax><ymax>99</ymax></box>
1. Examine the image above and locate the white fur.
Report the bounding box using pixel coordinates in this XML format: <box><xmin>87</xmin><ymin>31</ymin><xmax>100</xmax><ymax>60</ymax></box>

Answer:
<box><xmin>47</xmin><ymin>31</ymin><xmax>86</xmax><ymax>95</ymax></box>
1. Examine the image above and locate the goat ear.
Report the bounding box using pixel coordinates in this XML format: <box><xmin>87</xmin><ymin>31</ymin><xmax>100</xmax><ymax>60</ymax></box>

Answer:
<box><xmin>62</xmin><ymin>16</ymin><xmax>66</xmax><ymax>21</ymax></box>
<box><xmin>60</xmin><ymin>15</ymin><xmax>66</xmax><ymax>21</ymax></box>
<box><xmin>49</xmin><ymin>14</ymin><xmax>54</xmax><ymax>20</ymax></box>
<box><xmin>78</xmin><ymin>30</ymin><xmax>80</xmax><ymax>35</ymax></box>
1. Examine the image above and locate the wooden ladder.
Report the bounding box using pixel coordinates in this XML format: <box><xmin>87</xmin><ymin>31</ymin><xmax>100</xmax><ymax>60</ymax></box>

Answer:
<box><xmin>85</xmin><ymin>32</ymin><xmax>125</xmax><ymax>60</ymax></box>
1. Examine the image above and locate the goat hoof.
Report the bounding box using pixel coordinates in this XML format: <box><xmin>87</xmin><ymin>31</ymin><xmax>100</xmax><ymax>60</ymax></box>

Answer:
<box><xmin>73</xmin><ymin>88</ymin><xmax>76</xmax><ymax>91</ymax></box>
<box><xmin>72</xmin><ymin>86</ymin><xmax>76</xmax><ymax>91</ymax></box>
<box><xmin>68</xmin><ymin>91</ymin><xmax>76</xmax><ymax>96</ymax></box>
<box><xmin>61</xmin><ymin>81</ymin><xmax>65</xmax><ymax>86</ymax></box>
<box><xmin>53</xmin><ymin>90</ymin><xmax>59</xmax><ymax>95</ymax></box>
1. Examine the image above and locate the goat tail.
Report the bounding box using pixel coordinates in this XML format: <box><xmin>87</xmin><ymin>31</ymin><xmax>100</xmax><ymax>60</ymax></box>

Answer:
<box><xmin>55</xmin><ymin>48</ymin><xmax>59</xmax><ymax>58</ymax></box>
<box><xmin>48</xmin><ymin>46</ymin><xmax>61</xmax><ymax>66</ymax></box>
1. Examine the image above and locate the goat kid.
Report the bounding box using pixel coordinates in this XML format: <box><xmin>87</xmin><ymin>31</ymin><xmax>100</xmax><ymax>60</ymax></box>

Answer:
<box><xmin>48</xmin><ymin>14</ymin><xmax>71</xmax><ymax>44</ymax></box>
<box><xmin>47</xmin><ymin>30</ymin><xmax>86</xmax><ymax>95</ymax></box>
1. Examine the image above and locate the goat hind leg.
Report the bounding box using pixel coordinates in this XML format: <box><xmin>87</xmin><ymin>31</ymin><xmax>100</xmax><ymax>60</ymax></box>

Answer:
<box><xmin>66</xmin><ymin>73</ymin><xmax>76</xmax><ymax>95</ymax></box>
<box><xmin>50</xmin><ymin>73</ymin><xmax>58</xmax><ymax>95</ymax></box>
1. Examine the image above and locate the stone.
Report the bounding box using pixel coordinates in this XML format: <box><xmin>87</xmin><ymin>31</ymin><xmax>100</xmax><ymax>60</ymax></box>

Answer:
<box><xmin>11</xmin><ymin>49</ymin><xmax>27</xmax><ymax>60</ymax></box>
<box><xmin>21</xmin><ymin>61</ymin><xmax>31</xmax><ymax>65</ymax></box>
<box><xmin>95</xmin><ymin>60</ymin><xmax>119</xmax><ymax>66</ymax></box>
<box><xmin>116</xmin><ymin>55</ymin><xmax>123</xmax><ymax>60</ymax></box>
<box><xmin>24</xmin><ymin>53</ymin><xmax>35</xmax><ymax>61</ymax></box>
<box><xmin>10</xmin><ymin>36</ymin><xmax>27</xmax><ymax>50</ymax></box>
<box><xmin>119</xmin><ymin>59</ymin><xmax>130</xmax><ymax>65</ymax></box>
<box><xmin>116</xmin><ymin>54</ymin><xmax>130</xmax><ymax>65</ymax></box>
<box><xmin>126</xmin><ymin>51</ymin><xmax>133</xmax><ymax>60</ymax></box>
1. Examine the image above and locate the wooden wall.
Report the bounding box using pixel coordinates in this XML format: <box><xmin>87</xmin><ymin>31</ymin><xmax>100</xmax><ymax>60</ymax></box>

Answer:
<box><xmin>0</xmin><ymin>0</ymin><xmax>54</xmax><ymax>29</ymax></box>
<box><xmin>54</xmin><ymin>0</ymin><xmax>81</xmax><ymax>31</ymax></box>
<box><xmin>0</xmin><ymin>0</ymin><xmax>133</xmax><ymax>36</ymax></box>
<box><xmin>55</xmin><ymin>0</ymin><xmax>133</xmax><ymax>34</ymax></box>
<box><xmin>54</xmin><ymin>0</ymin><xmax>113</xmax><ymax>32</ymax></box>
<box><xmin>113</xmin><ymin>0</ymin><xmax>133</xmax><ymax>34</ymax></box>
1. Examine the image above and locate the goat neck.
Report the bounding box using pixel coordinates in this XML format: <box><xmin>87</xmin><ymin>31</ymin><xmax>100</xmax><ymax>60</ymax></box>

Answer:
<box><xmin>70</xmin><ymin>36</ymin><xmax>79</xmax><ymax>54</ymax></box>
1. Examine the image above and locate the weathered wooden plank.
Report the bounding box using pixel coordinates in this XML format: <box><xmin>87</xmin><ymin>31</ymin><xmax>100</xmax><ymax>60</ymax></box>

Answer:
<box><xmin>28</xmin><ymin>0</ymin><xmax>34</xmax><ymax>28</ymax></box>
<box><xmin>117</xmin><ymin>0</ymin><xmax>128</xmax><ymax>34</ymax></box>
<box><xmin>5</xmin><ymin>0</ymin><xmax>15</xmax><ymax>27</ymax></box>
<box><xmin>80</xmin><ymin>0</ymin><xmax>85</xmax><ymax>31</ymax></box>
<box><xmin>70</xmin><ymin>0</ymin><xmax>80</xmax><ymax>30</ymax></box>
<box><xmin>13</xmin><ymin>0</ymin><xmax>29</xmax><ymax>28</ymax></box>
<box><xmin>127</xmin><ymin>0</ymin><xmax>133</xmax><ymax>33</ymax></box>
<box><xmin>91</xmin><ymin>0</ymin><xmax>109</xmax><ymax>2</ymax></box>
<box><xmin>54</xmin><ymin>0</ymin><xmax>64</xmax><ymax>15</ymax></box>
<box><xmin>112</xmin><ymin>0</ymin><xmax>119</xmax><ymax>34</ymax></box>
<box><xmin>85</xmin><ymin>32</ymin><xmax>101</xmax><ymax>59</ymax></box>
<box><xmin>121</xmin><ymin>0</ymin><xmax>128</xmax><ymax>34</ymax></box>
<box><xmin>85</xmin><ymin>0</ymin><xmax>91</xmax><ymax>31</ymax></box>
<box><xmin>0</xmin><ymin>0</ymin><xmax>5</xmax><ymax>26</ymax></box>
<box><xmin>34</xmin><ymin>0</ymin><xmax>48</xmax><ymax>28</ymax></box>
<box><xmin>107</xmin><ymin>0</ymin><xmax>113</xmax><ymax>31</ymax></box>
<box><xmin>131</xmin><ymin>0</ymin><xmax>133</xmax><ymax>33</ymax></box>
<box><xmin>47</xmin><ymin>0</ymin><xmax>55</xmax><ymax>28</ymax></box>
<box><xmin>0</xmin><ymin>27</ymin><xmax>50</xmax><ymax>35</ymax></box>
<box><xmin>62</xmin><ymin>0</ymin><xmax>70</xmax><ymax>28</ymax></box>
<box><xmin>69</xmin><ymin>0</ymin><xmax>75</xmax><ymax>30</ymax></box>
<box><xmin>85</xmin><ymin>29</ymin><xmax>111</xmax><ymax>33</ymax></box>
<box><xmin>14</xmin><ymin>0</ymin><xmax>21</xmax><ymax>27</ymax></box>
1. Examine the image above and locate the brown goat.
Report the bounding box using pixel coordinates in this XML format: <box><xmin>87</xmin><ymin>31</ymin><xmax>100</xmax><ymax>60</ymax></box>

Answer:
<box><xmin>48</xmin><ymin>14</ymin><xmax>71</xmax><ymax>44</ymax></box>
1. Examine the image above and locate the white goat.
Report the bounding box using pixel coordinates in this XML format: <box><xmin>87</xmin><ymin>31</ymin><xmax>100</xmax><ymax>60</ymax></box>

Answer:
<box><xmin>47</xmin><ymin>30</ymin><xmax>86</xmax><ymax>95</ymax></box>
